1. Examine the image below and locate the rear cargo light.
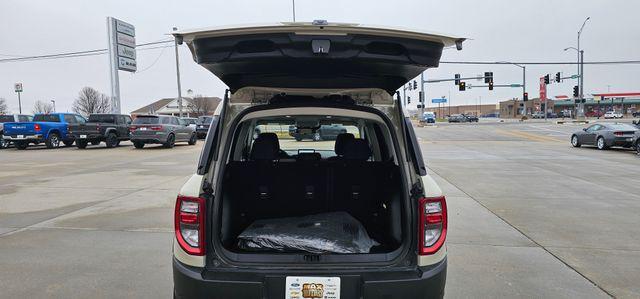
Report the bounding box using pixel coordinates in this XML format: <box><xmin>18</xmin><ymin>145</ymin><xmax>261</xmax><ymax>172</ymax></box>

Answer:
<box><xmin>418</xmin><ymin>196</ymin><xmax>447</xmax><ymax>255</ymax></box>
<box><xmin>614</xmin><ymin>131</ymin><xmax>623</xmax><ymax>136</ymax></box>
<box><xmin>174</xmin><ymin>195</ymin><xmax>205</xmax><ymax>255</ymax></box>
<box><xmin>34</xmin><ymin>124</ymin><xmax>41</xmax><ymax>131</ymax></box>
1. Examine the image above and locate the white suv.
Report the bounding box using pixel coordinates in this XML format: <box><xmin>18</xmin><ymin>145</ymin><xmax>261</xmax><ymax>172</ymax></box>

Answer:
<box><xmin>172</xmin><ymin>22</ymin><xmax>463</xmax><ymax>299</ymax></box>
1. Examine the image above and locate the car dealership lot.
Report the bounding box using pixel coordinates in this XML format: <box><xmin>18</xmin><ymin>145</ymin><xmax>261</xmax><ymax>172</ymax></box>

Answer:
<box><xmin>0</xmin><ymin>121</ymin><xmax>638</xmax><ymax>298</ymax></box>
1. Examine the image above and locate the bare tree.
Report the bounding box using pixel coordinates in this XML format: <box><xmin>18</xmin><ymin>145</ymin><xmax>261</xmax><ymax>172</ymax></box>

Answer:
<box><xmin>0</xmin><ymin>98</ymin><xmax>8</xmax><ymax>114</ymax></box>
<box><xmin>72</xmin><ymin>87</ymin><xmax>111</xmax><ymax>117</ymax></box>
<box><xmin>188</xmin><ymin>95</ymin><xmax>215</xmax><ymax>116</ymax></box>
<box><xmin>33</xmin><ymin>100</ymin><xmax>54</xmax><ymax>114</ymax></box>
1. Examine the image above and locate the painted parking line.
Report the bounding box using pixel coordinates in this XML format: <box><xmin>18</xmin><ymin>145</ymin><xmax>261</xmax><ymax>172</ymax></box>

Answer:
<box><xmin>495</xmin><ymin>129</ymin><xmax>563</xmax><ymax>143</ymax></box>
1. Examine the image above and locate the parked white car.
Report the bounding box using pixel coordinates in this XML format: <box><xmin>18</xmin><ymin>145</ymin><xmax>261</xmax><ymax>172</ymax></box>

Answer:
<box><xmin>604</xmin><ymin>111</ymin><xmax>623</xmax><ymax>119</ymax></box>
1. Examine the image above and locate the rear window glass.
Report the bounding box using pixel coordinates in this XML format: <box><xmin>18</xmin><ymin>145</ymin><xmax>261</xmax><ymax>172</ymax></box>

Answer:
<box><xmin>133</xmin><ymin>116</ymin><xmax>160</xmax><ymax>124</ymax></box>
<box><xmin>0</xmin><ymin>115</ymin><xmax>14</xmax><ymax>122</ymax></box>
<box><xmin>250</xmin><ymin>119</ymin><xmax>363</xmax><ymax>160</ymax></box>
<box><xmin>33</xmin><ymin>115</ymin><xmax>60</xmax><ymax>122</ymax></box>
<box><xmin>88</xmin><ymin>115</ymin><xmax>116</xmax><ymax>123</ymax></box>
<box><xmin>199</xmin><ymin>116</ymin><xmax>213</xmax><ymax>124</ymax></box>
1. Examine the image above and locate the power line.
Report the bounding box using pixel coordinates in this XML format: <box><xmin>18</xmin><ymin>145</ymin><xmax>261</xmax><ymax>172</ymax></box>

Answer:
<box><xmin>0</xmin><ymin>40</ymin><xmax>172</xmax><ymax>63</ymax></box>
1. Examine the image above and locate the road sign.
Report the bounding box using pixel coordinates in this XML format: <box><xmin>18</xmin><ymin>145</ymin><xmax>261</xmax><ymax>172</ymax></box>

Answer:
<box><xmin>109</xmin><ymin>17</ymin><xmax>136</xmax><ymax>73</ymax></box>
<box><xmin>14</xmin><ymin>83</ymin><xmax>23</xmax><ymax>92</ymax></box>
<box><xmin>539</xmin><ymin>77</ymin><xmax>547</xmax><ymax>102</ymax></box>
<box><xmin>432</xmin><ymin>98</ymin><xmax>447</xmax><ymax>104</ymax></box>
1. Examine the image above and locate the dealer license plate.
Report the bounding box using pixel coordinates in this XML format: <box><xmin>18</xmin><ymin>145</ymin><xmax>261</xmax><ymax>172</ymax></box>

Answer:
<box><xmin>285</xmin><ymin>276</ymin><xmax>340</xmax><ymax>299</ymax></box>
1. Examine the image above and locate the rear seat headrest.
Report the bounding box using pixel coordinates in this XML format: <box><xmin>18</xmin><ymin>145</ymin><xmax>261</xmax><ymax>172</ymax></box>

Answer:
<box><xmin>343</xmin><ymin>138</ymin><xmax>372</xmax><ymax>160</ymax></box>
<box><xmin>250</xmin><ymin>133</ymin><xmax>280</xmax><ymax>160</ymax></box>
<box><xmin>334</xmin><ymin>133</ymin><xmax>355</xmax><ymax>156</ymax></box>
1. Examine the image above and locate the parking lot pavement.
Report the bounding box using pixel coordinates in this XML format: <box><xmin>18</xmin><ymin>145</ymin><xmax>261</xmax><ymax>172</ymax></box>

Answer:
<box><xmin>418</xmin><ymin>121</ymin><xmax>639</xmax><ymax>298</ymax></box>
<box><xmin>0</xmin><ymin>141</ymin><xmax>201</xmax><ymax>298</ymax></box>
<box><xmin>1</xmin><ymin>120</ymin><xmax>637</xmax><ymax>298</ymax></box>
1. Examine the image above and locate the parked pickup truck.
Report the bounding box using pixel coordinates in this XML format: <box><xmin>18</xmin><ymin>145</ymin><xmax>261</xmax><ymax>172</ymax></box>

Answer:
<box><xmin>68</xmin><ymin>114</ymin><xmax>132</xmax><ymax>149</ymax></box>
<box><xmin>3</xmin><ymin>113</ymin><xmax>85</xmax><ymax>149</ymax></box>
<box><xmin>1</xmin><ymin>114</ymin><xmax>33</xmax><ymax>149</ymax></box>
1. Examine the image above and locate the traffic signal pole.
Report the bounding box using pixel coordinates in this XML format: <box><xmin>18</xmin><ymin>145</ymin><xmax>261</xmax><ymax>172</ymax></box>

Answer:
<box><xmin>420</xmin><ymin>73</ymin><xmax>425</xmax><ymax>119</ymax></box>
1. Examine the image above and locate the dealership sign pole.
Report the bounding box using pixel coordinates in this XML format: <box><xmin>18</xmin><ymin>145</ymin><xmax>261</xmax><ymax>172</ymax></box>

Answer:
<box><xmin>539</xmin><ymin>77</ymin><xmax>547</xmax><ymax>121</ymax></box>
<box><xmin>14</xmin><ymin>83</ymin><xmax>23</xmax><ymax>114</ymax></box>
<box><xmin>107</xmin><ymin>17</ymin><xmax>137</xmax><ymax>114</ymax></box>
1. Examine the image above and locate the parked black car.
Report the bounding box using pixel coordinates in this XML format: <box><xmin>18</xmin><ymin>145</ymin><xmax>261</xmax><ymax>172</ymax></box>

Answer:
<box><xmin>196</xmin><ymin>116</ymin><xmax>213</xmax><ymax>139</ymax></box>
<box><xmin>571</xmin><ymin>123</ymin><xmax>639</xmax><ymax>150</ymax></box>
<box><xmin>68</xmin><ymin>114</ymin><xmax>132</xmax><ymax>149</ymax></box>
<box><xmin>448</xmin><ymin>114</ymin><xmax>478</xmax><ymax>123</ymax></box>
<box><xmin>289</xmin><ymin>124</ymin><xmax>347</xmax><ymax>141</ymax></box>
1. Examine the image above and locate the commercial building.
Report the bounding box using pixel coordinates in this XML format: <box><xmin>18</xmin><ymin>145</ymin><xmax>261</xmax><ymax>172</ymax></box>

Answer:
<box><xmin>423</xmin><ymin>104</ymin><xmax>499</xmax><ymax>118</ymax></box>
<box><xmin>131</xmin><ymin>97</ymin><xmax>221</xmax><ymax>118</ymax></box>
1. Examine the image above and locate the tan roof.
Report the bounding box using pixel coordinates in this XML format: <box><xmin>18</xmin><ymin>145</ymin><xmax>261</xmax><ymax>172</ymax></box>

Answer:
<box><xmin>130</xmin><ymin>98</ymin><xmax>175</xmax><ymax>115</ymax></box>
<box><xmin>130</xmin><ymin>97</ymin><xmax>222</xmax><ymax>115</ymax></box>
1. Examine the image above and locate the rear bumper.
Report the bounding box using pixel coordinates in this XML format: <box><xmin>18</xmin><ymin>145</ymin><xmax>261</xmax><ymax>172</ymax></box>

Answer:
<box><xmin>173</xmin><ymin>258</ymin><xmax>447</xmax><ymax>299</ymax></box>
<box><xmin>131</xmin><ymin>135</ymin><xmax>167</xmax><ymax>144</ymax></box>
<box><xmin>610</xmin><ymin>137</ymin><xmax>634</xmax><ymax>147</ymax></box>
<box><xmin>70</xmin><ymin>133</ymin><xmax>103</xmax><ymax>141</ymax></box>
<box><xmin>3</xmin><ymin>134</ymin><xmax>43</xmax><ymax>142</ymax></box>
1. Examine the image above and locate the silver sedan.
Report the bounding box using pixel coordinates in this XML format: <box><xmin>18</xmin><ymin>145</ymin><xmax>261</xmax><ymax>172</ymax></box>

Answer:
<box><xmin>571</xmin><ymin>123</ymin><xmax>639</xmax><ymax>150</ymax></box>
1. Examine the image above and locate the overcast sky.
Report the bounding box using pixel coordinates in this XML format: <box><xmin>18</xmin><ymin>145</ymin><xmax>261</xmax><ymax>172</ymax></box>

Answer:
<box><xmin>1</xmin><ymin>0</ymin><xmax>639</xmax><ymax>114</ymax></box>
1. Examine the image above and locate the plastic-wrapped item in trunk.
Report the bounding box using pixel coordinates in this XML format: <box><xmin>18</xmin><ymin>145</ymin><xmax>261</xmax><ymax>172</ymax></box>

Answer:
<box><xmin>237</xmin><ymin>212</ymin><xmax>379</xmax><ymax>254</ymax></box>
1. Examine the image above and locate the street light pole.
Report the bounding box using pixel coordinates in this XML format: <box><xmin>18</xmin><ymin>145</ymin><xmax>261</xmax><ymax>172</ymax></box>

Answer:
<box><xmin>498</xmin><ymin>61</ymin><xmax>526</xmax><ymax>116</ymax></box>
<box><xmin>173</xmin><ymin>27</ymin><xmax>183</xmax><ymax>118</ymax></box>
<box><xmin>577</xmin><ymin>17</ymin><xmax>590</xmax><ymax>118</ymax></box>
<box><xmin>51</xmin><ymin>100</ymin><xmax>56</xmax><ymax>112</ymax></box>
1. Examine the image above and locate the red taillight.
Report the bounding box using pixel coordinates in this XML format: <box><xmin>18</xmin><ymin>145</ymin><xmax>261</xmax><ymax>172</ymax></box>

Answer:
<box><xmin>129</xmin><ymin>126</ymin><xmax>137</xmax><ymax>132</ymax></box>
<box><xmin>418</xmin><ymin>196</ymin><xmax>447</xmax><ymax>255</ymax></box>
<box><xmin>614</xmin><ymin>131</ymin><xmax>623</xmax><ymax>136</ymax></box>
<box><xmin>174</xmin><ymin>195</ymin><xmax>206</xmax><ymax>256</ymax></box>
<box><xmin>34</xmin><ymin>124</ymin><xmax>41</xmax><ymax>131</ymax></box>
<box><xmin>150</xmin><ymin>126</ymin><xmax>163</xmax><ymax>131</ymax></box>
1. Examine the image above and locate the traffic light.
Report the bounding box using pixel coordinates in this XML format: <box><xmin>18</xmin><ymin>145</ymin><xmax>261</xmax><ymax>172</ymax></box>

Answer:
<box><xmin>454</xmin><ymin>74</ymin><xmax>461</xmax><ymax>85</ymax></box>
<box><xmin>484</xmin><ymin>72</ymin><xmax>493</xmax><ymax>83</ymax></box>
<box><xmin>544</xmin><ymin>74</ymin><xmax>550</xmax><ymax>84</ymax></box>
<box><xmin>413</xmin><ymin>80</ymin><xmax>418</xmax><ymax>90</ymax></box>
<box><xmin>488</xmin><ymin>80</ymin><xmax>494</xmax><ymax>91</ymax></box>
<box><xmin>573</xmin><ymin>86</ymin><xmax>579</xmax><ymax>97</ymax></box>
<box><xmin>459</xmin><ymin>82</ymin><xmax>466</xmax><ymax>91</ymax></box>
<box><xmin>523</xmin><ymin>92</ymin><xmax>529</xmax><ymax>101</ymax></box>
<box><xmin>418</xmin><ymin>91</ymin><xmax>424</xmax><ymax>103</ymax></box>
<box><xmin>555</xmin><ymin>72</ymin><xmax>561</xmax><ymax>83</ymax></box>
<box><xmin>407</xmin><ymin>96</ymin><xmax>411</xmax><ymax>104</ymax></box>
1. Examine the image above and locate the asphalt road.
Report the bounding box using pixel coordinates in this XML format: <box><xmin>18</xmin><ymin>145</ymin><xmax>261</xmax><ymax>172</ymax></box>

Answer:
<box><xmin>418</xmin><ymin>120</ymin><xmax>639</xmax><ymax>298</ymax></box>
<box><xmin>0</xmin><ymin>120</ymin><xmax>638</xmax><ymax>298</ymax></box>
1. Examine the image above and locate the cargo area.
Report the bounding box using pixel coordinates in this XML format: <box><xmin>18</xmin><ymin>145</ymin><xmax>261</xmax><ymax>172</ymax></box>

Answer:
<box><xmin>214</xmin><ymin>111</ymin><xmax>408</xmax><ymax>259</ymax></box>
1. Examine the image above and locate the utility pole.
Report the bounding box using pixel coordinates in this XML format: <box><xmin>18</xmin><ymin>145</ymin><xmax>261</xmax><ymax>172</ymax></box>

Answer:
<box><xmin>420</xmin><ymin>73</ymin><xmax>426</xmax><ymax>119</ymax></box>
<box><xmin>292</xmin><ymin>0</ymin><xmax>296</xmax><ymax>22</ymax></box>
<box><xmin>17</xmin><ymin>92</ymin><xmax>22</xmax><ymax>114</ymax></box>
<box><xmin>173</xmin><ymin>27</ymin><xmax>183</xmax><ymax>118</ymax></box>
<box><xmin>577</xmin><ymin>17</ymin><xmax>590</xmax><ymax>118</ymax></box>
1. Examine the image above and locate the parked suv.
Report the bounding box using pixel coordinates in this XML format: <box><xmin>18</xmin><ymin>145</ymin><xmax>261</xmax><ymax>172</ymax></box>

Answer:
<box><xmin>171</xmin><ymin>22</ymin><xmax>462</xmax><ymax>299</ymax></box>
<box><xmin>130</xmin><ymin>115</ymin><xmax>197</xmax><ymax>148</ymax></box>
<box><xmin>0</xmin><ymin>114</ymin><xmax>33</xmax><ymax>149</ymax></box>
<box><xmin>68</xmin><ymin>114</ymin><xmax>132</xmax><ymax>149</ymax></box>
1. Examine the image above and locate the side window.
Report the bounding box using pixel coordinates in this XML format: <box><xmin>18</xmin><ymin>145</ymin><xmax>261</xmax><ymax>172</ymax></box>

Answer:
<box><xmin>404</xmin><ymin>117</ymin><xmax>427</xmax><ymax>176</ymax></box>
<box><xmin>161</xmin><ymin>117</ymin><xmax>171</xmax><ymax>125</ymax></box>
<box><xmin>124</xmin><ymin>116</ymin><xmax>132</xmax><ymax>125</ymax></box>
<box><xmin>75</xmin><ymin>115</ymin><xmax>86</xmax><ymax>124</ymax></box>
<box><xmin>64</xmin><ymin>115</ymin><xmax>78</xmax><ymax>124</ymax></box>
<box><xmin>173</xmin><ymin>117</ymin><xmax>180</xmax><ymax>125</ymax></box>
<box><xmin>177</xmin><ymin>118</ymin><xmax>185</xmax><ymax>126</ymax></box>
<box><xmin>197</xmin><ymin>115</ymin><xmax>220</xmax><ymax>175</ymax></box>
